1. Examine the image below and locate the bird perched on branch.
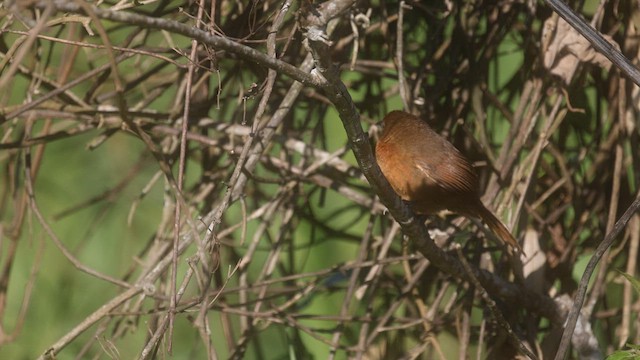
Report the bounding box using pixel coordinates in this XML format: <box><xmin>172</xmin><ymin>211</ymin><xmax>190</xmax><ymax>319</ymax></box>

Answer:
<box><xmin>375</xmin><ymin>110</ymin><xmax>522</xmax><ymax>254</ymax></box>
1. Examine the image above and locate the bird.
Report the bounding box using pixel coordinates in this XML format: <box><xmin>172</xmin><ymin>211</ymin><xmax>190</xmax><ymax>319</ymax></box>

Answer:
<box><xmin>375</xmin><ymin>110</ymin><xmax>522</xmax><ymax>253</ymax></box>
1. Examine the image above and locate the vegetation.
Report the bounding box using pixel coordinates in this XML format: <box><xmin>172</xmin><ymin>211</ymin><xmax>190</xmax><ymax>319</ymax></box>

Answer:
<box><xmin>0</xmin><ymin>0</ymin><xmax>638</xmax><ymax>359</ymax></box>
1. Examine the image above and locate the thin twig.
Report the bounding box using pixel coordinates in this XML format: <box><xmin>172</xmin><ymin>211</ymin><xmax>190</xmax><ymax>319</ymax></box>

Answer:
<box><xmin>553</xmin><ymin>195</ymin><xmax>640</xmax><ymax>360</ymax></box>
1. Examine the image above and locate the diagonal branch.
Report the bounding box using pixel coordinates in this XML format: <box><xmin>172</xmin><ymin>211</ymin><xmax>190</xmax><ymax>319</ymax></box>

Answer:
<box><xmin>545</xmin><ymin>0</ymin><xmax>640</xmax><ymax>87</ymax></box>
<box><xmin>31</xmin><ymin>0</ymin><xmax>319</xmax><ymax>88</ymax></box>
<box><xmin>298</xmin><ymin>0</ymin><xmax>560</xmax><ymax>324</ymax></box>
<box><xmin>553</xmin><ymin>195</ymin><xmax>640</xmax><ymax>360</ymax></box>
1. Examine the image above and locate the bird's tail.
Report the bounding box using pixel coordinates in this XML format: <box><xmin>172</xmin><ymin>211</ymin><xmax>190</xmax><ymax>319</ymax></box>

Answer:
<box><xmin>475</xmin><ymin>203</ymin><xmax>523</xmax><ymax>254</ymax></box>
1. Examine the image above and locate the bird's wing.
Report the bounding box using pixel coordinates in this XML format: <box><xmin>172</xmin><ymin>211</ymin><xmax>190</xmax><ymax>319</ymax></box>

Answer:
<box><xmin>414</xmin><ymin>152</ymin><xmax>477</xmax><ymax>194</ymax></box>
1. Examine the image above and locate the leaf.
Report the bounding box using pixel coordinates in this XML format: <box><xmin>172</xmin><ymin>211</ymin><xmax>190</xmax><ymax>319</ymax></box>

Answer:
<box><xmin>616</xmin><ymin>270</ymin><xmax>640</xmax><ymax>295</ymax></box>
<box><xmin>605</xmin><ymin>344</ymin><xmax>640</xmax><ymax>360</ymax></box>
<box><xmin>542</xmin><ymin>16</ymin><xmax>620</xmax><ymax>84</ymax></box>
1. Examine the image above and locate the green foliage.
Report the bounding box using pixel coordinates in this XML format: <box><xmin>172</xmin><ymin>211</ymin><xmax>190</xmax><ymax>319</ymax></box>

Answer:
<box><xmin>606</xmin><ymin>343</ymin><xmax>640</xmax><ymax>360</ymax></box>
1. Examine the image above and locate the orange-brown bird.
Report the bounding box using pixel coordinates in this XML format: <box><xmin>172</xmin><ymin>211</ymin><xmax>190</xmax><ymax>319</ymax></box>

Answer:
<box><xmin>375</xmin><ymin>110</ymin><xmax>522</xmax><ymax>253</ymax></box>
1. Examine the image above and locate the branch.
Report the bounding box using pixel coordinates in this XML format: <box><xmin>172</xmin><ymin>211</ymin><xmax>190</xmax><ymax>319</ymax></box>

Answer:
<box><xmin>545</xmin><ymin>0</ymin><xmax>640</xmax><ymax>87</ymax></box>
<box><xmin>30</xmin><ymin>1</ymin><xmax>319</xmax><ymax>88</ymax></box>
<box><xmin>299</xmin><ymin>0</ymin><xmax>560</xmax><ymax>323</ymax></box>
<box><xmin>553</xmin><ymin>195</ymin><xmax>640</xmax><ymax>360</ymax></box>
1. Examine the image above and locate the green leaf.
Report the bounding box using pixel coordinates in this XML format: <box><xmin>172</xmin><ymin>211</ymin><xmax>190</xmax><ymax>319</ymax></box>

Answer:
<box><xmin>616</xmin><ymin>270</ymin><xmax>640</xmax><ymax>295</ymax></box>
<box><xmin>605</xmin><ymin>344</ymin><xmax>640</xmax><ymax>360</ymax></box>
